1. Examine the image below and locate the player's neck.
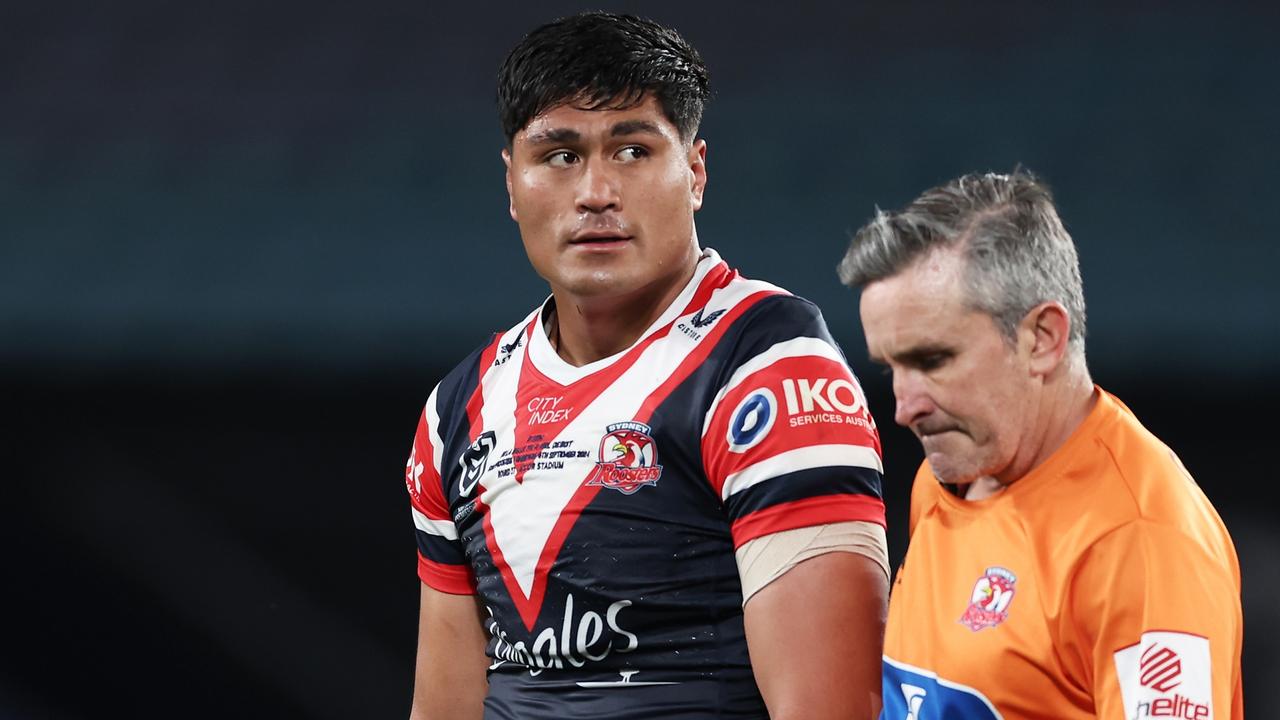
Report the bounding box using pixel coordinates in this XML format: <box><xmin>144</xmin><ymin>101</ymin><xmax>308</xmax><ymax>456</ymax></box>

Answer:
<box><xmin>546</xmin><ymin>255</ymin><xmax>700</xmax><ymax>367</ymax></box>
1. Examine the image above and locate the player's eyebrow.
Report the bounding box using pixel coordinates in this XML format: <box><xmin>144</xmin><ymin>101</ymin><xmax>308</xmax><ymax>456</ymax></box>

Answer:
<box><xmin>523</xmin><ymin>128</ymin><xmax>581</xmax><ymax>146</ymax></box>
<box><xmin>610</xmin><ymin>119</ymin><xmax>663</xmax><ymax>138</ymax></box>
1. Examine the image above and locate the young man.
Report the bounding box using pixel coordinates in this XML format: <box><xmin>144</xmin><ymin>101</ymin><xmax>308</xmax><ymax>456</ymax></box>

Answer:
<box><xmin>839</xmin><ymin>170</ymin><xmax>1244</xmax><ymax>718</ymax></box>
<box><xmin>404</xmin><ymin>12</ymin><xmax>889</xmax><ymax>720</ymax></box>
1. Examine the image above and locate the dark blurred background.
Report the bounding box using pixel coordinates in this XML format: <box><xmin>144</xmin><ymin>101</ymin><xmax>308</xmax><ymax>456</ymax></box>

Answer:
<box><xmin>4</xmin><ymin>1</ymin><xmax>1277</xmax><ymax>717</ymax></box>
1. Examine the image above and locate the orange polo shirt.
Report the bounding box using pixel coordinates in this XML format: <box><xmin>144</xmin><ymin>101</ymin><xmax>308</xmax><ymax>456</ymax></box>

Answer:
<box><xmin>881</xmin><ymin>388</ymin><xmax>1243</xmax><ymax>719</ymax></box>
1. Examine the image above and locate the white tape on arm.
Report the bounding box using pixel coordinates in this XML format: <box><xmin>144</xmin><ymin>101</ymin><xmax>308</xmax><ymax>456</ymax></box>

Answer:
<box><xmin>736</xmin><ymin>520</ymin><xmax>889</xmax><ymax>605</ymax></box>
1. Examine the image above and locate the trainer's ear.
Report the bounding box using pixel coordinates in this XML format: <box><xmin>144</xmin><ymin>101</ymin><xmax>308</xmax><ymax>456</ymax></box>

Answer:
<box><xmin>1021</xmin><ymin>301</ymin><xmax>1072</xmax><ymax>376</ymax></box>
<box><xmin>502</xmin><ymin>148</ymin><xmax>517</xmax><ymax>222</ymax></box>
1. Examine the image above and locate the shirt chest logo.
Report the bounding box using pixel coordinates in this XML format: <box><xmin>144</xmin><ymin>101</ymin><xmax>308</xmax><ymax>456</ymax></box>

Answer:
<box><xmin>959</xmin><ymin>566</ymin><xmax>1017</xmax><ymax>631</ymax></box>
<box><xmin>585</xmin><ymin>421</ymin><xmax>664</xmax><ymax>495</ymax></box>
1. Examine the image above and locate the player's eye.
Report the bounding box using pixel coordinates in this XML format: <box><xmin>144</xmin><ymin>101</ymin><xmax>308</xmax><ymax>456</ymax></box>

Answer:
<box><xmin>615</xmin><ymin>146</ymin><xmax>648</xmax><ymax>163</ymax></box>
<box><xmin>546</xmin><ymin>151</ymin><xmax>579</xmax><ymax>168</ymax></box>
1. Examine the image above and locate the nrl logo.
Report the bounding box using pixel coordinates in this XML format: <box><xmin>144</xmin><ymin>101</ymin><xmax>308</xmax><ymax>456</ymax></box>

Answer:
<box><xmin>458</xmin><ymin>431</ymin><xmax>496</xmax><ymax>497</ymax></box>
<box><xmin>586</xmin><ymin>422</ymin><xmax>663</xmax><ymax>495</ymax></box>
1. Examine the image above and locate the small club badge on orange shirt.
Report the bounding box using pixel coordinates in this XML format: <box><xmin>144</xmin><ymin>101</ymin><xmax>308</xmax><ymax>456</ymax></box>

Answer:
<box><xmin>959</xmin><ymin>566</ymin><xmax>1017</xmax><ymax>631</ymax></box>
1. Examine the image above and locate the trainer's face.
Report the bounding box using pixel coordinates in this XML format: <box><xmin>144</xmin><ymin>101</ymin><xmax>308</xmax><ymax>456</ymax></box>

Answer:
<box><xmin>859</xmin><ymin>248</ymin><xmax>1036</xmax><ymax>486</ymax></box>
<box><xmin>503</xmin><ymin>95</ymin><xmax>707</xmax><ymax>301</ymax></box>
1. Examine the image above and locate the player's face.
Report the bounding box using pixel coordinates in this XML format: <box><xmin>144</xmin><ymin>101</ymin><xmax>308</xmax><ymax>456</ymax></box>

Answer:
<box><xmin>859</xmin><ymin>248</ymin><xmax>1037</xmax><ymax>486</ymax></box>
<box><xmin>503</xmin><ymin>95</ymin><xmax>707</xmax><ymax>302</ymax></box>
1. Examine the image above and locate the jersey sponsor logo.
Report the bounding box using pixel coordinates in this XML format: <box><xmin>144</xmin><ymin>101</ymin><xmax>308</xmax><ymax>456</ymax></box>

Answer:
<box><xmin>1114</xmin><ymin>632</ymin><xmax>1212</xmax><ymax>719</ymax></box>
<box><xmin>690</xmin><ymin>307</ymin><xmax>726</xmax><ymax>328</ymax></box>
<box><xmin>526</xmin><ymin>395</ymin><xmax>572</xmax><ymax>425</ymax></box>
<box><xmin>882</xmin><ymin>658</ymin><xmax>1001</xmax><ymax>719</ymax></box>
<box><xmin>494</xmin><ymin>334</ymin><xmax>524</xmax><ymax>367</ymax></box>
<box><xmin>406</xmin><ymin>446</ymin><xmax>425</xmax><ymax>501</ymax></box>
<box><xmin>576</xmin><ymin>670</ymin><xmax>678</xmax><ymax>688</ymax></box>
<box><xmin>727</xmin><ymin>388</ymin><xmax>777</xmax><ymax>452</ymax></box>
<box><xmin>458</xmin><ymin>431</ymin><xmax>496</xmax><ymax>497</ymax></box>
<box><xmin>1141</xmin><ymin>644</ymin><xmax>1183</xmax><ymax>692</ymax></box>
<box><xmin>777</xmin><ymin>376</ymin><xmax>874</xmax><ymax>430</ymax></box>
<box><xmin>586</xmin><ymin>422</ymin><xmax>663</xmax><ymax>495</ymax></box>
<box><xmin>485</xmin><ymin>593</ymin><xmax>639</xmax><ymax>676</ymax></box>
<box><xmin>901</xmin><ymin>683</ymin><xmax>927</xmax><ymax>719</ymax></box>
<box><xmin>676</xmin><ymin>307</ymin><xmax>725</xmax><ymax>340</ymax></box>
<box><xmin>959</xmin><ymin>566</ymin><xmax>1017</xmax><ymax>631</ymax></box>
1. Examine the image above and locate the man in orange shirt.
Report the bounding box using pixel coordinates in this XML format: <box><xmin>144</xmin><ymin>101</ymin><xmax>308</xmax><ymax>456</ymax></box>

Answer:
<box><xmin>838</xmin><ymin>170</ymin><xmax>1243</xmax><ymax>718</ymax></box>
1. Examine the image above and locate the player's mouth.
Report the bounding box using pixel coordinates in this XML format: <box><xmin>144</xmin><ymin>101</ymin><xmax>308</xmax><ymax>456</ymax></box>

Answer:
<box><xmin>568</xmin><ymin>231</ymin><xmax>633</xmax><ymax>247</ymax></box>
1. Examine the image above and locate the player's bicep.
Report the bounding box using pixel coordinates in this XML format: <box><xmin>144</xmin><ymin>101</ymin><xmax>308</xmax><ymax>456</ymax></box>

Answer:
<box><xmin>410</xmin><ymin>583</ymin><xmax>489</xmax><ymax>720</ymax></box>
<box><xmin>743</xmin><ymin>551</ymin><xmax>887</xmax><ymax>719</ymax></box>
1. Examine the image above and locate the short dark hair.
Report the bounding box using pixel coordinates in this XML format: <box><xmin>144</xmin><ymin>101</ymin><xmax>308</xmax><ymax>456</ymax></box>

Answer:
<box><xmin>497</xmin><ymin>12</ymin><xmax>710</xmax><ymax>144</ymax></box>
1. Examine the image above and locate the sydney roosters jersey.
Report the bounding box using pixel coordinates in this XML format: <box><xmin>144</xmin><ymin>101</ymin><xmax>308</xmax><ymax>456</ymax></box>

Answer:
<box><xmin>405</xmin><ymin>249</ymin><xmax>885</xmax><ymax>719</ymax></box>
<box><xmin>881</xmin><ymin>389</ymin><xmax>1243</xmax><ymax>720</ymax></box>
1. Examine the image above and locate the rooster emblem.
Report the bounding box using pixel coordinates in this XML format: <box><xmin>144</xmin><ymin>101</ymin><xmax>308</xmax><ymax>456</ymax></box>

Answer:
<box><xmin>587</xmin><ymin>422</ymin><xmax>663</xmax><ymax>495</ymax></box>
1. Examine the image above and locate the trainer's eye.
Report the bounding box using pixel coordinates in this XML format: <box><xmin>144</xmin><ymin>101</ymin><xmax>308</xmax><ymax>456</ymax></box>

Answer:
<box><xmin>546</xmin><ymin>151</ymin><xmax>579</xmax><ymax>168</ymax></box>
<box><xmin>615</xmin><ymin>146</ymin><xmax>648</xmax><ymax>163</ymax></box>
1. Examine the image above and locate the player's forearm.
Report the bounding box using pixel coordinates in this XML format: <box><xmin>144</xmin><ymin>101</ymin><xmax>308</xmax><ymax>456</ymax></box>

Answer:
<box><xmin>409</xmin><ymin>677</ymin><xmax>486</xmax><ymax>720</ymax></box>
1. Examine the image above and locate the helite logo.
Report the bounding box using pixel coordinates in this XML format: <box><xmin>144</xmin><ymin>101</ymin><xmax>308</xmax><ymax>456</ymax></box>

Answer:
<box><xmin>959</xmin><ymin>566</ymin><xmax>1017</xmax><ymax>631</ymax></box>
<box><xmin>1141</xmin><ymin>644</ymin><xmax>1183</xmax><ymax>693</ymax></box>
<box><xmin>586</xmin><ymin>422</ymin><xmax>663</xmax><ymax>495</ymax></box>
<box><xmin>1114</xmin><ymin>631</ymin><xmax>1213</xmax><ymax>720</ymax></box>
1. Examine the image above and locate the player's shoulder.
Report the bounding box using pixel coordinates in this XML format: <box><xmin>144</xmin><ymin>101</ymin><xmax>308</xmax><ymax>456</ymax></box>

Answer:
<box><xmin>716</xmin><ymin>271</ymin><xmax>839</xmax><ymax>347</ymax></box>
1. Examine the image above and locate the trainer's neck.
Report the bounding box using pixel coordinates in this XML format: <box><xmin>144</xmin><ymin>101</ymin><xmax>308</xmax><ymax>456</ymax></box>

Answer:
<box><xmin>969</xmin><ymin>364</ymin><xmax>1097</xmax><ymax>500</ymax></box>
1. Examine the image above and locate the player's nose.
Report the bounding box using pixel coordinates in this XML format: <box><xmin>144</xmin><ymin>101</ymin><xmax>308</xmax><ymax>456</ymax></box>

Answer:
<box><xmin>575</xmin><ymin>157</ymin><xmax>621</xmax><ymax>213</ymax></box>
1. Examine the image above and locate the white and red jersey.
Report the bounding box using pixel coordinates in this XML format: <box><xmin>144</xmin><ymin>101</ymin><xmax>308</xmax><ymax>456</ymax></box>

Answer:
<box><xmin>405</xmin><ymin>249</ymin><xmax>885</xmax><ymax>718</ymax></box>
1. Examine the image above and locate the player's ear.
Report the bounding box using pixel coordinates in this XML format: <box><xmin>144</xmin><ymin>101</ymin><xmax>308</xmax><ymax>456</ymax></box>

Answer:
<box><xmin>688</xmin><ymin>139</ymin><xmax>707</xmax><ymax>211</ymax></box>
<box><xmin>502</xmin><ymin>148</ymin><xmax>518</xmax><ymax>222</ymax></box>
<box><xmin>1021</xmin><ymin>301</ymin><xmax>1071</xmax><ymax>376</ymax></box>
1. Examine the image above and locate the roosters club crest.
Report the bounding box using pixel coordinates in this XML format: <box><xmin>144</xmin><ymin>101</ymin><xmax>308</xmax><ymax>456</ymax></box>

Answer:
<box><xmin>959</xmin><ymin>566</ymin><xmax>1017</xmax><ymax>631</ymax></box>
<box><xmin>586</xmin><ymin>422</ymin><xmax>663</xmax><ymax>495</ymax></box>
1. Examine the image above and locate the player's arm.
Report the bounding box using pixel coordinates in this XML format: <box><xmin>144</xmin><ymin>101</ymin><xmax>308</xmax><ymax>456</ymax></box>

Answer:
<box><xmin>405</xmin><ymin>390</ymin><xmax>488</xmax><ymax>719</ymax></box>
<box><xmin>703</xmin><ymin>296</ymin><xmax>890</xmax><ymax>718</ymax></box>
<box><xmin>743</xmin><ymin>532</ymin><xmax>888</xmax><ymax>719</ymax></box>
<box><xmin>409</xmin><ymin>583</ymin><xmax>489</xmax><ymax>720</ymax></box>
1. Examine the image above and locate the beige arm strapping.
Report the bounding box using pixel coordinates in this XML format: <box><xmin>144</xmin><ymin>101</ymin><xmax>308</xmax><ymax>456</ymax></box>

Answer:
<box><xmin>735</xmin><ymin>520</ymin><xmax>889</xmax><ymax>605</ymax></box>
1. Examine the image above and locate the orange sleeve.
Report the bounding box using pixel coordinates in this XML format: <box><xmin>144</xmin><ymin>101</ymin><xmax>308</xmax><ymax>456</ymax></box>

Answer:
<box><xmin>1060</xmin><ymin>521</ymin><xmax>1243</xmax><ymax>719</ymax></box>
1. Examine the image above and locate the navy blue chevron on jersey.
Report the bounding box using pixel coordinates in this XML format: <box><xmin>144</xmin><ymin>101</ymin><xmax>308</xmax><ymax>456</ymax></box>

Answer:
<box><xmin>404</xmin><ymin>249</ymin><xmax>885</xmax><ymax>719</ymax></box>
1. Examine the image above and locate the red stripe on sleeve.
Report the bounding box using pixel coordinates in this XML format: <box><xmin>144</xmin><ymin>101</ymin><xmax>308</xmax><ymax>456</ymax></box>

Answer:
<box><xmin>407</xmin><ymin>406</ymin><xmax>450</xmax><ymax>520</ymax></box>
<box><xmin>729</xmin><ymin>494</ymin><xmax>886</xmax><ymax>548</ymax></box>
<box><xmin>417</xmin><ymin>553</ymin><xmax>477</xmax><ymax>595</ymax></box>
